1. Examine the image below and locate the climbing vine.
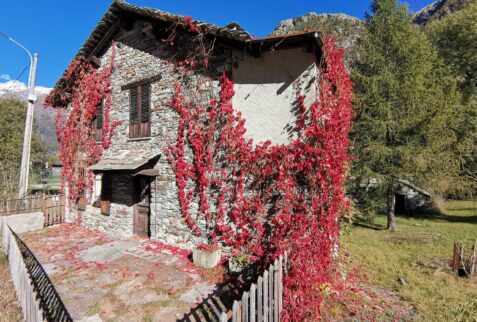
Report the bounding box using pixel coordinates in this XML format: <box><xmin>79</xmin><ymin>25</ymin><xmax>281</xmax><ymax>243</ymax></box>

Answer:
<box><xmin>45</xmin><ymin>50</ymin><xmax>120</xmax><ymax>216</ymax></box>
<box><xmin>163</xmin><ymin>23</ymin><xmax>353</xmax><ymax>320</ymax></box>
<box><xmin>48</xmin><ymin>14</ymin><xmax>352</xmax><ymax>319</ymax></box>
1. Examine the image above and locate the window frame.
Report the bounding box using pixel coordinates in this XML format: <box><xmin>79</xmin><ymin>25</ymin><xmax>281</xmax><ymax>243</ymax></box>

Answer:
<box><xmin>129</xmin><ymin>83</ymin><xmax>151</xmax><ymax>138</ymax></box>
<box><xmin>93</xmin><ymin>99</ymin><xmax>104</xmax><ymax>142</ymax></box>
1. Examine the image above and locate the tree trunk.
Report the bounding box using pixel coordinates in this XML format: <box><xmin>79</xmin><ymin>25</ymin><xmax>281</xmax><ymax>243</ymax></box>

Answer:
<box><xmin>387</xmin><ymin>181</ymin><xmax>397</xmax><ymax>231</ymax></box>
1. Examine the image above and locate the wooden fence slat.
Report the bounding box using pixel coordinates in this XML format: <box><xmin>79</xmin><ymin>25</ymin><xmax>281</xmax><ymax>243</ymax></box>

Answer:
<box><xmin>235</xmin><ymin>300</ymin><xmax>242</xmax><ymax>322</ymax></box>
<box><xmin>242</xmin><ymin>292</ymin><xmax>249</xmax><ymax>322</ymax></box>
<box><xmin>278</xmin><ymin>256</ymin><xmax>283</xmax><ymax>315</ymax></box>
<box><xmin>263</xmin><ymin>270</ymin><xmax>269</xmax><ymax>322</ymax></box>
<box><xmin>250</xmin><ymin>283</ymin><xmax>256</xmax><ymax>322</ymax></box>
<box><xmin>257</xmin><ymin>276</ymin><xmax>263</xmax><ymax>322</ymax></box>
<box><xmin>221</xmin><ymin>312</ymin><xmax>228</xmax><ymax>322</ymax></box>
<box><xmin>268</xmin><ymin>265</ymin><xmax>273</xmax><ymax>322</ymax></box>
<box><xmin>274</xmin><ymin>259</ymin><xmax>279</xmax><ymax>322</ymax></box>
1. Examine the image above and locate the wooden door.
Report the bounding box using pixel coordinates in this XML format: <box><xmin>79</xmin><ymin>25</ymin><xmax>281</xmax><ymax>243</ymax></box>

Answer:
<box><xmin>134</xmin><ymin>205</ymin><xmax>149</xmax><ymax>237</ymax></box>
<box><xmin>133</xmin><ymin>177</ymin><xmax>150</xmax><ymax>237</ymax></box>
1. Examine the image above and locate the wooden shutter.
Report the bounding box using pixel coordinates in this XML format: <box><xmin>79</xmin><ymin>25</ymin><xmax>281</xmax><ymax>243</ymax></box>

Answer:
<box><xmin>130</xmin><ymin>87</ymin><xmax>138</xmax><ymax>125</ymax></box>
<box><xmin>96</xmin><ymin>101</ymin><xmax>103</xmax><ymax>129</ymax></box>
<box><xmin>94</xmin><ymin>100</ymin><xmax>103</xmax><ymax>142</ymax></box>
<box><xmin>141</xmin><ymin>84</ymin><xmax>150</xmax><ymax>123</ymax></box>
<box><xmin>101</xmin><ymin>174</ymin><xmax>112</xmax><ymax>216</ymax></box>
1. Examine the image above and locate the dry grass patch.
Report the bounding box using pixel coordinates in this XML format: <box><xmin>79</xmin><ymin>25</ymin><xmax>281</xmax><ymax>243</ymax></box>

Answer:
<box><xmin>0</xmin><ymin>246</ymin><xmax>22</xmax><ymax>322</ymax></box>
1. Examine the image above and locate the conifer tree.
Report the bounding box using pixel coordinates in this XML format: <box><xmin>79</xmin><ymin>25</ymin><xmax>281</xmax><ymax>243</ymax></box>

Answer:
<box><xmin>351</xmin><ymin>0</ymin><xmax>468</xmax><ymax>230</ymax></box>
<box><xmin>427</xmin><ymin>4</ymin><xmax>477</xmax><ymax>186</ymax></box>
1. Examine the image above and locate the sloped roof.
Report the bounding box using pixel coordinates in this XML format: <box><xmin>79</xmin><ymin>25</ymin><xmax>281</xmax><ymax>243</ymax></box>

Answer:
<box><xmin>89</xmin><ymin>150</ymin><xmax>160</xmax><ymax>171</ymax></box>
<box><xmin>51</xmin><ymin>1</ymin><xmax>322</xmax><ymax>103</ymax></box>
<box><xmin>76</xmin><ymin>0</ymin><xmax>252</xmax><ymax>60</ymax></box>
<box><xmin>398</xmin><ymin>179</ymin><xmax>431</xmax><ymax>197</ymax></box>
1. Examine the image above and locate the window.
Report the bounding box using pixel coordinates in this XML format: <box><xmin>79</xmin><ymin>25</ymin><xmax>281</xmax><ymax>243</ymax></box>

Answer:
<box><xmin>94</xmin><ymin>100</ymin><xmax>103</xmax><ymax>142</ymax></box>
<box><xmin>129</xmin><ymin>83</ymin><xmax>151</xmax><ymax>138</ymax></box>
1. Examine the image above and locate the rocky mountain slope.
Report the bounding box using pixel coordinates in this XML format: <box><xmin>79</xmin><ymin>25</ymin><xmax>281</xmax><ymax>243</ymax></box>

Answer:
<box><xmin>271</xmin><ymin>13</ymin><xmax>363</xmax><ymax>63</ymax></box>
<box><xmin>271</xmin><ymin>0</ymin><xmax>474</xmax><ymax>62</ymax></box>
<box><xmin>413</xmin><ymin>0</ymin><xmax>476</xmax><ymax>24</ymax></box>
<box><xmin>0</xmin><ymin>81</ymin><xmax>57</xmax><ymax>153</ymax></box>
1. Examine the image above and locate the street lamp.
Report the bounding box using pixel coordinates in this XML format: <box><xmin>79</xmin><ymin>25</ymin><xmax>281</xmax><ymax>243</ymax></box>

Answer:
<box><xmin>0</xmin><ymin>31</ymin><xmax>38</xmax><ymax>198</ymax></box>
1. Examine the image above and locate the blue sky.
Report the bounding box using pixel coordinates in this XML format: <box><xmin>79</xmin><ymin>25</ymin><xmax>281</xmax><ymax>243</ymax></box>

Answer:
<box><xmin>0</xmin><ymin>0</ymin><xmax>434</xmax><ymax>88</ymax></box>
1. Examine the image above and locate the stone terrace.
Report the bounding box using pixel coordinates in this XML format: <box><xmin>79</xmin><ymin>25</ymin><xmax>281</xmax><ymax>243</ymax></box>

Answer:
<box><xmin>21</xmin><ymin>224</ymin><xmax>230</xmax><ymax>322</ymax></box>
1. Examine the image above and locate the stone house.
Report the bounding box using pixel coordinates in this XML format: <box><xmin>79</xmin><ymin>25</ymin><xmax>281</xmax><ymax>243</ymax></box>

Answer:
<box><xmin>53</xmin><ymin>0</ymin><xmax>323</xmax><ymax>248</ymax></box>
<box><xmin>395</xmin><ymin>179</ymin><xmax>432</xmax><ymax>215</ymax></box>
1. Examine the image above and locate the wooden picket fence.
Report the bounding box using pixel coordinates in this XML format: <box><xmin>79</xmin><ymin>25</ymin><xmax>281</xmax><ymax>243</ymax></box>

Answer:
<box><xmin>1</xmin><ymin>223</ymin><xmax>72</xmax><ymax>321</ymax></box>
<box><xmin>43</xmin><ymin>195</ymin><xmax>66</xmax><ymax>227</ymax></box>
<box><xmin>218</xmin><ymin>252</ymin><xmax>288</xmax><ymax>322</ymax></box>
<box><xmin>0</xmin><ymin>195</ymin><xmax>43</xmax><ymax>216</ymax></box>
<box><xmin>0</xmin><ymin>194</ymin><xmax>65</xmax><ymax>227</ymax></box>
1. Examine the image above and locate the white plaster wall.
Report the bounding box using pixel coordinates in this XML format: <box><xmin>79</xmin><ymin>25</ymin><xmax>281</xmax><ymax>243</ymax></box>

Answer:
<box><xmin>0</xmin><ymin>213</ymin><xmax>44</xmax><ymax>234</ymax></box>
<box><xmin>232</xmin><ymin>47</ymin><xmax>318</xmax><ymax>145</ymax></box>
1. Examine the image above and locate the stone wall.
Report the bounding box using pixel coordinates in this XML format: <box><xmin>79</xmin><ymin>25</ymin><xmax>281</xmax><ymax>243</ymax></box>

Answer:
<box><xmin>396</xmin><ymin>184</ymin><xmax>432</xmax><ymax>214</ymax></box>
<box><xmin>82</xmin><ymin>172</ymin><xmax>135</xmax><ymax>237</ymax></box>
<box><xmin>76</xmin><ymin>17</ymin><xmax>318</xmax><ymax>248</ymax></box>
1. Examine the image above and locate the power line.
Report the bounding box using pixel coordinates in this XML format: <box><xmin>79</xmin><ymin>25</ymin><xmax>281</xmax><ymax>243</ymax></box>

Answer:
<box><xmin>0</xmin><ymin>63</ymin><xmax>31</xmax><ymax>99</ymax></box>
<box><xmin>15</xmin><ymin>63</ymin><xmax>30</xmax><ymax>81</ymax></box>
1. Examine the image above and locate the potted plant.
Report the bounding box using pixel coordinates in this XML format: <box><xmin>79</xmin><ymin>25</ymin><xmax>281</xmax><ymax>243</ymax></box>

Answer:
<box><xmin>228</xmin><ymin>253</ymin><xmax>256</xmax><ymax>276</ymax></box>
<box><xmin>193</xmin><ymin>242</ymin><xmax>221</xmax><ymax>268</ymax></box>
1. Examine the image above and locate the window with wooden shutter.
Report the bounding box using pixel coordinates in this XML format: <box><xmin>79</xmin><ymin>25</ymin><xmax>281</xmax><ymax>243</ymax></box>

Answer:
<box><xmin>94</xmin><ymin>100</ymin><xmax>103</xmax><ymax>142</ymax></box>
<box><xmin>129</xmin><ymin>83</ymin><xmax>151</xmax><ymax>138</ymax></box>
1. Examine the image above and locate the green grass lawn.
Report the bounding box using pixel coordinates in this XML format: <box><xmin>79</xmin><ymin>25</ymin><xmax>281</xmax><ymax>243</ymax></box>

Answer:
<box><xmin>341</xmin><ymin>200</ymin><xmax>477</xmax><ymax>321</ymax></box>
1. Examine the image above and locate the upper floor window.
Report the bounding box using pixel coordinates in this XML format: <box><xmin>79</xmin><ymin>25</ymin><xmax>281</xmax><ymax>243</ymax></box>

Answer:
<box><xmin>129</xmin><ymin>83</ymin><xmax>151</xmax><ymax>138</ymax></box>
<box><xmin>94</xmin><ymin>100</ymin><xmax>103</xmax><ymax>142</ymax></box>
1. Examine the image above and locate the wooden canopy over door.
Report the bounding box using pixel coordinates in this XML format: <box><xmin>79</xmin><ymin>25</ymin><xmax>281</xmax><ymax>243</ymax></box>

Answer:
<box><xmin>133</xmin><ymin>177</ymin><xmax>150</xmax><ymax>237</ymax></box>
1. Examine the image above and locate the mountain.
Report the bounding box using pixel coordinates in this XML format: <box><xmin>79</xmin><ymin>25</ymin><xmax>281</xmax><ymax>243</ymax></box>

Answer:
<box><xmin>0</xmin><ymin>81</ymin><xmax>57</xmax><ymax>153</ymax></box>
<box><xmin>413</xmin><ymin>0</ymin><xmax>476</xmax><ymax>24</ymax></box>
<box><xmin>271</xmin><ymin>13</ymin><xmax>363</xmax><ymax>63</ymax></box>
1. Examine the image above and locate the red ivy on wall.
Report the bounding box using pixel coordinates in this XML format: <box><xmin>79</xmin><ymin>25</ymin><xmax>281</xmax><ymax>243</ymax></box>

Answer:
<box><xmin>45</xmin><ymin>52</ymin><xmax>120</xmax><ymax>217</ymax></box>
<box><xmin>165</xmin><ymin>36</ymin><xmax>353</xmax><ymax>320</ymax></box>
<box><xmin>47</xmin><ymin>13</ymin><xmax>351</xmax><ymax>316</ymax></box>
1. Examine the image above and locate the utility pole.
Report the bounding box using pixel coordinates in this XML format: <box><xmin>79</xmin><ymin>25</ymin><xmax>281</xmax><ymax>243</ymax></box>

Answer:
<box><xmin>0</xmin><ymin>32</ymin><xmax>38</xmax><ymax>198</ymax></box>
<box><xmin>18</xmin><ymin>53</ymin><xmax>38</xmax><ymax>198</ymax></box>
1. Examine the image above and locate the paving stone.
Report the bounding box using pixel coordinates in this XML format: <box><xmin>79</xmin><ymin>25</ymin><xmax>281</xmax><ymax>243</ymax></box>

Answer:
<box><xmin>179</xmin><ymin>282</ymin><xmax>215</xmax><ymax>304</ymax></box>
<box><xmin>79</xmin><ymin>240</ymin><xmax>139</xmax><ymax>262</ymax></box>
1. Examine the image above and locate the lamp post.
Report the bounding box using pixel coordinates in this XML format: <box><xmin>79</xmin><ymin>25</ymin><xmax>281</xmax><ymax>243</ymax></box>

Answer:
<box><xmin>0</xmin><ymin>32</ymin><xmax>38</xmax><ymax>198</ymax></box>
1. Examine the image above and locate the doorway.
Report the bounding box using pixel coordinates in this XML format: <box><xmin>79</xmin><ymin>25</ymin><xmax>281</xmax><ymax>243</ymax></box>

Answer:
<box><xmin>395</xmin><ymin>193</ymin><xmax>406</xmax><ymax>215</ymax></box>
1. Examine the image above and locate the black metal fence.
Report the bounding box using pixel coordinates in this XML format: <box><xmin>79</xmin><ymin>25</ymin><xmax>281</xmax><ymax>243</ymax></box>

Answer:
<box><xmin>3</xmin><ymin>225</ymin><xmax>72</xmax><ymax>322</ymax></box>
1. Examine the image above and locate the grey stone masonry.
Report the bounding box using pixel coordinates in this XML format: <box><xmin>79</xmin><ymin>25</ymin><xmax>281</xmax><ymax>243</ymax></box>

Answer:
<box><xmin>68</xmin><ymin>16</ymin><xmax>318</xmax><ymax>249</ymax></box>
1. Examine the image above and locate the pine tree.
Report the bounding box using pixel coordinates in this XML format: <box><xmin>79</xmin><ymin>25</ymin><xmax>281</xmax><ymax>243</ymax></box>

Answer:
<box><xmin>351</xmin><ymin>0</ymin><xmax>468</xmax><ymax>230</ymax></box>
